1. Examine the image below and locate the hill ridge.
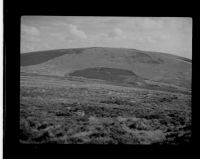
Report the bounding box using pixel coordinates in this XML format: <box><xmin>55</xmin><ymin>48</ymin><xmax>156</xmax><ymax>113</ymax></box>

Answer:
<box><xmin>21</xmin><ymin>47</ymin><xmax>191</xmax><ymax>67</ymax></box>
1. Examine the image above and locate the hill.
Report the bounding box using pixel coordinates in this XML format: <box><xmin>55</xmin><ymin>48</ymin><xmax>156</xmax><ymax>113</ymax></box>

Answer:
<box><xmin>20</xmin><ymin>47</ymin><xmax>192</xmax><ymax>144</ymax></box>
<box><xmin>21</xmin><ymin>47</ymin><xmax>192</xmax><ymax>90</ymax></box>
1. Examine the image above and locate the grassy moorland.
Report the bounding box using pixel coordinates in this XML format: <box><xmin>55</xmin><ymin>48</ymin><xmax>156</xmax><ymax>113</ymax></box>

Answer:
<box><xmin>21</xmin><ymin>47</ymin><xmax>191</xmax><ymax>89</ymax></box>
<box><xmin>20</xmin><ymin>47</ymin><xmax>191</xmax><ymax>144</ymax></box>
<box><xmin>20</xmin><ymin>48</ymin><xmax>84</xmax><ymax>66</ymax></box>
<box><xmin>20</xmin><ymin>74</ymin><xmax>191</xmax><ymax>144</ymax></box>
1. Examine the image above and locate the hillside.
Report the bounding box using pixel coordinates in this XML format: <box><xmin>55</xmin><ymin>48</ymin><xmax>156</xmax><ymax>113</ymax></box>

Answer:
<box><xmin>21</xmin><ymin>47</ymin><xmax>192</xmax><ymax>90</ymax></box>
<box><xmin>20</xmin><ymin>47</ymin><xmax>192</xmax><ymax>144</ymax></box>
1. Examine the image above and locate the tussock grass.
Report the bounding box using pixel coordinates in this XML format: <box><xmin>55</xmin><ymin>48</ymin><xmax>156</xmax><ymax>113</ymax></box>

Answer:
<box><xmin>20</xmin><ymin>85</ymin><xmax>191</xmax><ymax>144</ymax></box>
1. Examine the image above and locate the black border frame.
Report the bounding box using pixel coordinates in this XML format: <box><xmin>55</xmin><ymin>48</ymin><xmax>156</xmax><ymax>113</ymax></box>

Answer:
<box><xmin>3</xmin><ymin>0</ymin><xmax>199</xmax><ymax>158</ymax></box>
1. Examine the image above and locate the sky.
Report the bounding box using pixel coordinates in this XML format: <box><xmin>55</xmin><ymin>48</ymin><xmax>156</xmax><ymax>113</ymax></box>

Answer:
<box><xmin>21</xmin><ymin>16</ymin><xmax>192</xmax><ymax>59</ymax></box>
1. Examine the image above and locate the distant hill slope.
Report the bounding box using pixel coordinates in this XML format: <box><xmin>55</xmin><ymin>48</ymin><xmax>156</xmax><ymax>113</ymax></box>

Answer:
<box><xmin>21</xmin><ymin>47</ymin><xmax>192</xmax><ymax>89</ymax></box>
<box><xmin>20</xmin><ymin>48</ymin><xmax>84</xmax><ymax>66</ymax></box>
<box><xmin>21</xmin><ymin>47</ymin><xmax>192</xmax><ymax>66</ymax></box>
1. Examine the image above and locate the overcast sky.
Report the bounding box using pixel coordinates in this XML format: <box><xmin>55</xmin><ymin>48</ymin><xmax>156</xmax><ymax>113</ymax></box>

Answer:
<box><xmin>21</xmin><ymin>16</ymin><xmax>192</xmax><ymax>59</ymax></box>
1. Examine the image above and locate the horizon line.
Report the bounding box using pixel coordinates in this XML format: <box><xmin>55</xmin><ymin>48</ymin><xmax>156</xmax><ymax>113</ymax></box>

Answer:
<box><xmin>20</xmin><ymin>46</ymin><xmax>192</xmax><ymax>60</ymax></box>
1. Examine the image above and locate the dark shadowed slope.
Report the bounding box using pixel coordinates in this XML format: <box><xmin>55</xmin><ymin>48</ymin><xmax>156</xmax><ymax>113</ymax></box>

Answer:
<box><xmin>20</xmin><ymin>48</ymin><xmax>84</xmax><ymax>66</ymax></box>
<box><xmin>68</xmin><ymin>67</ymin><xmax>139</xmax><ymax>82</ymax></box>
<box><xmin>174</xmin><ymin>56</ymin><xmax>192</xmax><ymax>63</ymax></box>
